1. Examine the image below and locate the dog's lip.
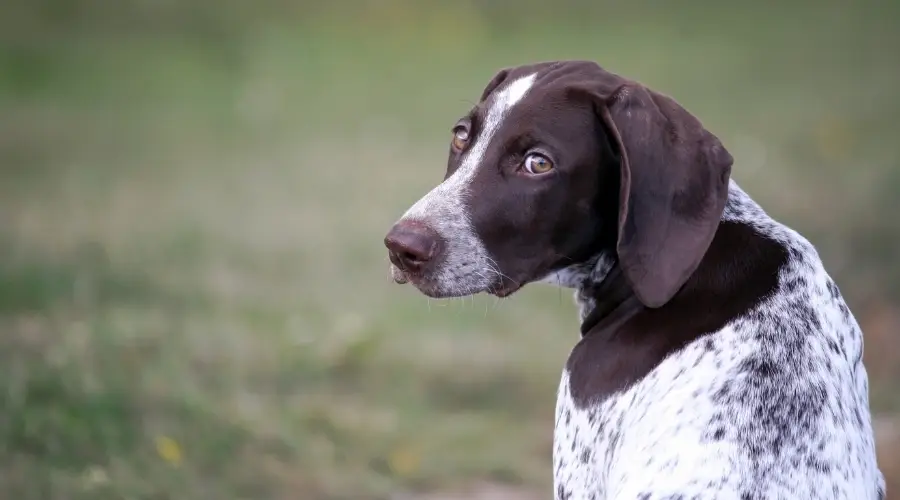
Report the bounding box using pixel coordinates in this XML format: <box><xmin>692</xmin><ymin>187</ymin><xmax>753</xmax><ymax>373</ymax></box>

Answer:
<box><xmin>390</xmin><ymin>265</ymin><xmax>410</xmax><ymax>284</ymax></box>
<box><xmin>489</xmin><ymin>279</ymin><xmax>523</xmax><ymax>298</ymax></box>
<box><xmin>389</xmin><ymin>264</ymin><xmax>520</xmax><ymax>298</ymax></box>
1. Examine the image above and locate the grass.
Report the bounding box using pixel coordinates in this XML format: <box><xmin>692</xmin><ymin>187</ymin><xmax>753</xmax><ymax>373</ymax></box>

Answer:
<box><xmin>1</xmin><ymin>1</ymin><xmax>899</xmax><ymax>498</ymax></box>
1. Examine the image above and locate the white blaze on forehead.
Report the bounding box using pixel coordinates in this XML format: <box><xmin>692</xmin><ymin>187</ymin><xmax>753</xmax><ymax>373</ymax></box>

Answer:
<box><xmin>402</xmin><ymin>72</ymin><xmax>538</xmax><ymax>222</ymax></box>
<box><xmin>394</xmin><ymin>72</ymin><xmax>538</xmax><ymax>295</ymax></box>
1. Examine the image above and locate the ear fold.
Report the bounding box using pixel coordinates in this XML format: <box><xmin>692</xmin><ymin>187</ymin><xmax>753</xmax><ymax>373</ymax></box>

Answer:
<box><xmin>478</xmin><ymin>68</ymin><xmax>511</xmax><ymax>102</ymax></box>
<box><xmin>598</xmin><ymin>83</ymin><xmax>733</xmax><ymax>308</ymax></box>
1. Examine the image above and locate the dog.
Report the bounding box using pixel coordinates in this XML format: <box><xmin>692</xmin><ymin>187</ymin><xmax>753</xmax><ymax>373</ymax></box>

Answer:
<box><xmin>383</xmin><ymin>60</ymin><xmax>884</xmax><ymax>499</ymax></box>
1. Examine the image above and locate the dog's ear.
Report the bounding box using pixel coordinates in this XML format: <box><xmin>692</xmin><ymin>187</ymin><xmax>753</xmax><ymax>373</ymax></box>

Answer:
<box><xmin>589</xmin><ymin>76</ymin><xmax>733</xmax><ymax>308</ymax></box>
<box><xmin>478</xmin><ymin>68</ymin><xmax>511</xmax><ymax>102</ymax></box>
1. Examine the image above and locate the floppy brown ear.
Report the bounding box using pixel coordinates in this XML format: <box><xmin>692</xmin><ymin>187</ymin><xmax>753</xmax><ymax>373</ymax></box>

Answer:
<box><xmin>597</xmin><ymin>83</ymin><xmax>733</xmax><ymax>308</ymax></box>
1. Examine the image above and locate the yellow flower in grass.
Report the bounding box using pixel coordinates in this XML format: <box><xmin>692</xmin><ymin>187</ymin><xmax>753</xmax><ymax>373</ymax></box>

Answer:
<box><xmin>155</xmin><ymin>435</ymin><xmax>183</xmax><ymax>466</ymax></box>
<box><xmin>388</xmin><ymin>444</ymin><xmax>420</xmax><ymax>478</ymax></box>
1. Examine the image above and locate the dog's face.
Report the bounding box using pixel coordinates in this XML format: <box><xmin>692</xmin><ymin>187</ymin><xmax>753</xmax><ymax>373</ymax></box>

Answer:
<box><xmin>385</xmin><ymin>61</ymin><xmax>733</xmax><ymax>307</ymax></box>
<box><xmin>385</xmin><ymin>64</ymin><xmax>619</xmax><ymax>299</ymax></box>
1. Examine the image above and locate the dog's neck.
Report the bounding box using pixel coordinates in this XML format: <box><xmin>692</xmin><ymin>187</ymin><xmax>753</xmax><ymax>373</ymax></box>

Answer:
<box><xmin>538</xmin><ymin>245</ymin><xmax>637</xmax><ymax>334</ymax></box>
<box><xmin>541</xmin><ymin>180</ymin><xmax>785</xmax><ymax>335</ymax></box>
<box><xmin>576</xmin><ymin>263</ymin><xmax>644</xmax><ymax>336</ymax></box>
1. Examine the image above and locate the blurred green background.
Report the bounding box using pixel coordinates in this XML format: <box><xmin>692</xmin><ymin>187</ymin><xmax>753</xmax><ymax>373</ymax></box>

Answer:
<box><xmin>1</xmin><ymin>0</ymin><xmax>899</xmax><ymax>498</ymax></box>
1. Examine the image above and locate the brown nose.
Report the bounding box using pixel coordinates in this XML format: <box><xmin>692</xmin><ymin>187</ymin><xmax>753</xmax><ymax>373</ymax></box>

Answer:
<box><xmin>384</xmin><ymin>220</ymin><xmax>443</xmax><ymax>274</ymax></box>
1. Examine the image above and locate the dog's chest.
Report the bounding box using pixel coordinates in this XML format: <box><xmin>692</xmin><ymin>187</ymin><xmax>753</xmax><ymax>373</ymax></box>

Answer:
<box><xmin>553</xmin><ymin>370</ymin><xmax>609</xmax><ymax>500</ymax></box>
<box><xmin>552</xmin><ymin>369</ymin><xmax>668</xmax><ymax>500</ymax></box>
<box><xmin>551</xmin><ymin>332</ymin><xmax>747</xmax><ymax>500</ymax></box>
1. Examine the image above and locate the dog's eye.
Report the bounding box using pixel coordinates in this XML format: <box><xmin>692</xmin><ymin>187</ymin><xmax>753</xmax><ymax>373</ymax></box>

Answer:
<box><xmin>523</xmin><ymin>153</ymin><xmax>554</xmax><ymax>174</ymax></box>
<box><xmin>451</xmin><ymin>128</ymin><xmax>469</xmax><ymax>151</ymax></box>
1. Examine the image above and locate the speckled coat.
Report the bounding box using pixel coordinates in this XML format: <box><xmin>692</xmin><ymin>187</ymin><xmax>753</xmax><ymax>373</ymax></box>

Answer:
<box><xmin>551</xmin><ymin>183</ymin><xmax>884</xmax><ymax>499</ymax></box>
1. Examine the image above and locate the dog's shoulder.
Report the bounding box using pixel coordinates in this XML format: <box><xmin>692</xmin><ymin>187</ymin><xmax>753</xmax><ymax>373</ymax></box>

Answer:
<box><xmin>555</xmin><ymin>183</ymin><xmax>883</xmax><ymax>499</ymax></box>
<box><xmin>710</xmin><ymin>186</ymin><xmax>880</xmax><ymax>497</ymax></box>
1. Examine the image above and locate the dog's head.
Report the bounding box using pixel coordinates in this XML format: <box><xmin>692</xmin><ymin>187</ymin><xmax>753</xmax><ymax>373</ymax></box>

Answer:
<box><xmin>384</xmin><ymin>60</ymin><xmax>732</xmax><ymax>308</ymax></box>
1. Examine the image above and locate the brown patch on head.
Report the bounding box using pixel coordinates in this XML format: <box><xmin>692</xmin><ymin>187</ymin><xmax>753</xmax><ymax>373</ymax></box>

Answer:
<box><xmin>448</xmin><ymin>62</ymin><xmax>623</xmax><ymax>295</ymax></box>
<box><xmin>451</xmin><ymin>60</ymin><xmax>733</xmax><ymax>304</ymax></box>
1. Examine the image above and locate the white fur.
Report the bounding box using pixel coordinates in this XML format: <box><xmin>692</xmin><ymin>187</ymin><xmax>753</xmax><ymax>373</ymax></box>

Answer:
<box><xmin>551</xmin><ymin>181</ymin><xmax>885</xmax><ymax>500</ymax></box>
<box><xmin>392</xmin><ymin>73</ymin><xmax>538</xmax><ymax>296</ymax></box>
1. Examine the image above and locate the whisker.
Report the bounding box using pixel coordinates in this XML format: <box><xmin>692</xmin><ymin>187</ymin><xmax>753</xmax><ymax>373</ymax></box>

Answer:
<box><xmin>472</xmin><ymin>269</ymin><xmax>492</xmax><ymax>285</ymax></box>
<box><xmin>483</xmin><ymin>255</ymin><xmax>519</xmax><ymax>287</ymax></box>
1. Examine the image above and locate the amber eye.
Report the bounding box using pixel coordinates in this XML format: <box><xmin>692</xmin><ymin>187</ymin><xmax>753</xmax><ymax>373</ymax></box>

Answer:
<box><xmin>451</xmin><ymin>128</ymin><xmax>469</xmax><ymax>151</ymax></box>
<box><xmin>523</xmin><ymin>153</ymin><xmax>554</xmax><ymax>174</ymax></box>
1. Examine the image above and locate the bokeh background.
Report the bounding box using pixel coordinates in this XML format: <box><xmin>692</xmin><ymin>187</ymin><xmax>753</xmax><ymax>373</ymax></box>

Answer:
<box><xmin>1</xmin><ymin>0</ymin><xmax>899</xmax><ymax>498</ymax></box>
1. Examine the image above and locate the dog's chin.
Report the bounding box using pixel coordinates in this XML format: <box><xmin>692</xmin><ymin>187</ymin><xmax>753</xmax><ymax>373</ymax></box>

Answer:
<box><xmin>487</xmin><ymin>279</ymin><xmax>523</xmax><ymax>298</ymax></box>
<box><xmin>389</xmin><ymin>265</ymin><xmax>517</xmax><ymax>299</ymax></box>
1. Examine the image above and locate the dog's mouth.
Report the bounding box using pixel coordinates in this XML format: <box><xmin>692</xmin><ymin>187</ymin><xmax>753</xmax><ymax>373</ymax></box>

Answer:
<box><xmin>389</xmin><ymin>265</ymin><xmax>452</xmax><ymax>298</ymax></box>
<box><xmin>389</xmin><ymin>264</ymin><xmax>522</xmax><ymax>299</ymax></box>
<box><xmin>390</xmin><ymin>265</ymin><xmax>410</xmax><ymax>285</ymax></box>
<box><xmin>488</xmin><ymin>277</ymin><xmax>522</xmax><ymax>298</ymax></box>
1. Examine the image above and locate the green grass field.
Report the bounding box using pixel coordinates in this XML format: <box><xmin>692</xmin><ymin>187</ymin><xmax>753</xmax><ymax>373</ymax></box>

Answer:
<box><xmin>1</xmin><ymin>1</ymin><xmax>899</xmax><ymax>498</ymax></box>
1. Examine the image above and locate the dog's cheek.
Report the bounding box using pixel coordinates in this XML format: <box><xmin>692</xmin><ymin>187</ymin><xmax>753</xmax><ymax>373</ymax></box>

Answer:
<box><xmin>549</xmin><ymin>206</ymin><xmax>604</xmax><ymax>263</ymax></box>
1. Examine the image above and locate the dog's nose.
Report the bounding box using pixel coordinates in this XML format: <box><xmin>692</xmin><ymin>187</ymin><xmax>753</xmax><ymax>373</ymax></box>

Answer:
<box><xmin>384</xmin><ymin>220</ymin><xmax>442</xmax><ymax>274</ymax></box>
